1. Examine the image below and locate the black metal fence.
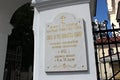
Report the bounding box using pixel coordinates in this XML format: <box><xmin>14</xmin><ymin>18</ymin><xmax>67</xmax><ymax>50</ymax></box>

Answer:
<box><xmin>92</xmin><ymin>20</ymin><xmax>120</xmax><ymax>80</ymax></box>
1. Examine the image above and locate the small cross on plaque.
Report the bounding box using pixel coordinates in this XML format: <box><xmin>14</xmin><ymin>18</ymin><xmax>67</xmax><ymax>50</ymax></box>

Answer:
<box><xmin>60</xmin><ymin>16</ymin><xmax>66</xmax><ymax>24</ymax></box>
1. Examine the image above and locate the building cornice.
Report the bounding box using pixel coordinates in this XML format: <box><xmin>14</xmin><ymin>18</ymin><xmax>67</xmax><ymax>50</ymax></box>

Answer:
<box><xmin>32</xmin><ymin>0</ymin><xmax>90</xmax><ymax>11</ymax></box>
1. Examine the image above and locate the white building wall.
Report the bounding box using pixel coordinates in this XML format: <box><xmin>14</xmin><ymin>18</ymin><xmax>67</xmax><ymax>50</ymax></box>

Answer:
<box><xmin>107</xmin><ymin>0</ymin><xmax>120</xmax><ymax>28</ymax></box>
<box><xmin>33</xmin><ymin>3</ymin><xmax>97</xmax><ymax>80</ymax></box>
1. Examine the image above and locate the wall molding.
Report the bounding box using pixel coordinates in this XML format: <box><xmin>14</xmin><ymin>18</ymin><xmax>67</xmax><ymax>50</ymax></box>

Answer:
<box><xmin>32</xmin><ymin>0</ymin><xmax>90</xmax><ymax>11</ymax></box>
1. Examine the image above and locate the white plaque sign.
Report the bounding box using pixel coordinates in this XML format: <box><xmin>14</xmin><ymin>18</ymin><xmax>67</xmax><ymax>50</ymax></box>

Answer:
<box><xmin>45</xmin><ymin>13</ymin><xmax>88</xmax><ymax>72</ymax></box>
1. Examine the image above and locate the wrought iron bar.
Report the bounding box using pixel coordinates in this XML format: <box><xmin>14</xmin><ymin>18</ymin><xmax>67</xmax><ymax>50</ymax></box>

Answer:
<box><xmin>112</xmin><ymin>25</ymin><xmax>120</xmax><ymax>69</ymax></box>
<box><xmin>109</xmin><ymin>70</ymin><xmax>120</xmax><ymax>80</ymax></box>
<box><xmin>99</xmin><ymin>26</ymin><xmax>108</xmax><ymax>80</ymax></box>
<box><xmin>105</xmin><ymin>23</ymin><xmax>115</xmax><ymax>80</ymax></box>
<box><xmin>92</xmin><ymin>26</ymin><xmax>100</xmax><ymax>80</ymax></box>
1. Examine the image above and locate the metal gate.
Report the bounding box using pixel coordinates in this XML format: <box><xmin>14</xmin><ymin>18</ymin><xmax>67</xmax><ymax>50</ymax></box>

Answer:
<box><xmin>92</xmin><ymin>20</ymin><xmax>120</xmax><ymax>80</ymax></box>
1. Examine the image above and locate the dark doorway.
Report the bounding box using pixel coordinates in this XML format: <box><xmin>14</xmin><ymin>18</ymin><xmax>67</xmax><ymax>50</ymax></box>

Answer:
<box><xmin>3</xmin><ymin>2</ymin><xmax>34</xmax><ymax>80</ymax></box>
